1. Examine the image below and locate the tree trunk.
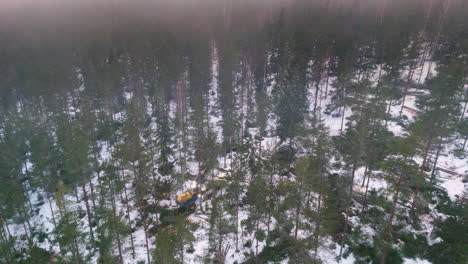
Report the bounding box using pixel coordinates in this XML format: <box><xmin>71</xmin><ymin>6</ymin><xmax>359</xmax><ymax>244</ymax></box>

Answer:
<box><xmin>399</xmin><ymin>69</ymin><xmax>415</xmax><ymax>117</ymax></box>
<box><xmin>350</xmin><ymin>163</ymin><xmax>357</xmax><ymax>194</ymax></box>
<box><xmin>417</xmin><ymin>41</ymin><xmax>431</xmax><ymax>85</ymax></box>
<box><xmin>380</xmin><ymin>164</ymin><xmax>404</xmax><ymax>264</ymax></box>
<box><xmin>0</xmin><ymin>226</ymin><xmax>13</xmax><ymax>264</ymax></box>
<box><xmin>120</xmin><ymin>168</ymin><xmax>135</xmax><ymax>259</ymax></box>
<box><xmin>1</xmin><ymin>212</ymin><xmax>12</xmax><ymax>239</ymax></box>
<box><xmin>197</xmin><ymin>162</ymin><xmax>204</xmax><ymax>213</ymax></box>
<box><xmin>430</xmin><ymin>141</ymin><xmax>443</xmax><ymax>184</ymax></box>
<box><xmin>217</xmin><ymin>206</ymin><xmax>223</xmax><ymax>262</ymax></box>
<box><xmin>413</xmin><ymin>133</ymin><xmax>434</xmax><ymax>212</ymax></box>
<box><xmin>140</xmin><ymin>199</ymin><xmax>151</xmax><ymax>264</ymax></box>
<box><xmin>421</xmin><ymin>133</ymin><xmax>434</xmax><ymax>172</ymax></box>
<box><xmin>384</xmin><ymin>100</ymin><xmax>392</xmax><ymax>128</ymax></box>
<box><xmin>339</xmin><ymin>212</ymin><xmax>349</xmax><ymax>259</ymax></box>
<box><xmin>340</xmin><ymin>105</ymin><xmax>346</xmax><ymax>133</ymax></box>
<box><xmin>339</xmin><ymin>163</ymin><xmax>357</xmax><ymax>259</ymax></box>
<box><xmin>235</xmin><ymin>193</ymin><xmax>239</xmax><ymax>251</ymax></box>
<box><xmin>460</xmin><ymin>100</ymin><xmax>468</xmax><ymax>123</ymax></box>
<box><xmin>74</xmin><ymin>187</ymin><xmax>80</xmax><ymax>203</ymax></box>
<box><xmin>110</xmin><ymin>180</ymin><xmax>123</xmax><ymax>263</ymax></box>
<box><xmin>377</xmin><ymin>63</ymin><xmax>383</xmax><ymax>84</ymax></box>
<box><xmin>81</xmin><ymin>184</ymin><xmax>95</xmax><ymax>244</ymax></box>
<box><xmin>22</xmin><ymin>161</ymin><xmax>34</xmax><ymax>212</ymax></box>
<box><xmin>93</xmin><ymin>146</ymin><xmax>106</xmax><ymax>207</ymax></box>
<box><xmin>324</xmin><ymin>65</ymin><xmax>330</xmax><ymax>99</ymax></box>
<box><xmin>121</xmin><ymin>185</ymin><xmax>135</xmax><ymax>259</ymax></box>
<box><xmin>313</xmin><ymin>171</ymin><xmax>324</xmax><ymax>260</ymax></box>
<box><xmin>19</xmin><ymin>209</ymin><xmax>31</xmax><ymax>243</ymax></box>
<box><xmin>361</xmin><ymin>164</ymin><xmax>369</xmax><ymax>187</ymax></box>
<box><xmin>255</xmin><ymin>219</ymin><xmax>259</xmax><ymax>256</ymax></box>
<box><xmin>47</xmin><ymin>194</ymin><xmax>58</xmax><ymax>229</ymax></box>
<box><xmin>426</xmin><ymin>59</ymin><xmax>434</xmax><ymax>80</ymax></box>
<box><xmin>266</xmin><ymin>170</ymin><xmax>274</xmax><ymax>246</ymax></box>
<box><xmin>313</xmin><ymin>81</ymin><xmax>321</xmax><ymax>116</ymax></box>
<box><xmin>294</xmin><ymin>178</ymin><xmax>304</xmax><ymax>240</ymax></box>
<box><xmin>361</xmin><ymin>167</ymin><xmax>372</xmax><ymax>214</ymax></box>
<box><xmin>88</xmin><ymin>179</ymin><xmax>97</xmax><ymax>215</ymax></box>
<box><xmin>72</xmin><ymin>234</ymin><xmax>82</xmax><ymax>264</ymax></box>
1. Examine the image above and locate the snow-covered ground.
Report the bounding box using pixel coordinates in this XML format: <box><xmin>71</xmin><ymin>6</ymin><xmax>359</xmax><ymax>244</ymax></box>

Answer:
<box><xmin>4</xmin><ymin>45</ymin><xmax>466</xmax><ymax>264</ymax></box>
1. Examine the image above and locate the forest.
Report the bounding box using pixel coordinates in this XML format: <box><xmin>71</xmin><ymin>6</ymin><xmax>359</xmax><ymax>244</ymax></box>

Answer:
<box><xmin>0</xmin><ymin>0</ymin><xmax>466</xmax><ymax>263</ymax></box>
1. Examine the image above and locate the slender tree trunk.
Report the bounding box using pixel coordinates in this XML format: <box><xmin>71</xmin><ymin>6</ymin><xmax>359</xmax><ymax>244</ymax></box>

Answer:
<box><xmin>324</xmin><ymin>65</ymin><xmax>330</xmax><ymax>99</ymax></box>
<box><xmin>235</xmin><ymin>193</ymin><xmax>239</xmax><ymax>251</ymax></box>
<box><xmin>93</xmin><ymin>146</ymin><xmax>106</xmax><ymax>207</ymax></box>
<box><xmin>140</xmin><ymin>199</ymin><xmax>151</xmax><ymax>264</ymax></box>
<box><xmin>313</xmin><ymin>171</ymin><xmax>324</xmax><ymax>260</ymax></box>
<box><xmin>417</xmin><ymin>41</ymin><xmax>431</xmax><ymax>85</ymax></box>
<box><xmin>88</xmin><ymin>179</ymin><xmax>97</xmax><ymax>215</ymax></box>
<box><xmin>361</xmin><ymin>167</ymin><xmax>372</xmax><ymax>214</ymax></box>
<box><xmin>460</xmin><ymin>100</ymin><xmax>468</xmax><ymax>123</ymax></box>
<box><xmin>380</xmin><ymin>164</ymin><xmax>404</xmax><ymax>264</ymax></box>
<box><xmin>81</xmin><ymin>184</ymin><xmax>95</xmax><ymax>244</ymax></box>
<box><xmin>361</xmin><ymin>164</ymin><xmax>369</xmax><ymax>187</ymax></box>
<box><xmin>121</xmin><ymin>185</ymin><xmax>136</xmax><ymax>259</ymax></box>
<box><xmin>430</xmin><ymin>141</ymin><xmax>443</xmax><ymax>184</ymax></box>
<box><xmin>384</xmin><ymin>99</ymin><xmax>392</xmax><ymax>127</ymax></box>
<box><xmin>426</xmin><ymin>59</ymin><xmax>434</xmax><ymax>80</ymax></box>
<box><xmin>420</xmin><ymin>134</ymin><xmax>434</xmax><ymax>176</ymax></box>
<box><xmin>56</xmin><ymin>197</ymin><xmax>65</xmax><ymax>219</ymax></box>
<box><xmin>339</xmin><ymin>163</ymin><xmax>357</xmax><ymax>259</ymax></box>
<box><xmin>197</xmin><ymin>162</ymin><xmax>204</xmax><ymax>213</ymax></box>
<box><xmin>47</xmin><ymin>194</ymin><xmax>58</xmax><ymax>229</ymax></box>
<box><xmin>339</xmin><ymin>212</ymin><xmax>349</xmax><ymax>259</ymax></box>
<box><xmin>72</xmin><ymin>234</ymin><xmax>82</xmax><ymax>264</ymax></box>
<box><xmin>0</xmin><ymin>226</ymin><xmax>5</xmax><ymax>241</ymax></box>
<box><xmin>255</xmin><ymin>219</ymin><xmax>259</xmax><ymax>256</ymax></box>
<box><xmin>74</xmin><ymin>187</ymin><xmax>80</xmax><ymax>203</ymax></box>
<box><xmin>412</xmin><ymin>133</ymin><xmax>434</xmax><ymax>213</ymax></box>
<box><xmin>377</xmin><ymin>63</ymin><xmax>383</xmax><ymax>84</ymax></box>
<box><xmin>117</xmin><ymin>161</ymin><xmax>136</xmax><ymax>259</ymax></box>
<box><xmin>340</xmin><ymin>105</ymin><xmax>346</xmax><ymax>133</ymax></box>
<box><xmin>69</xmin><ymin>236</ymin><xmax>79</xmax><ymax>264</ymax></box>
<box><xmin>350</xmin><ymin>163</ymin><xmax>357</xmax><ymax>194</ymax></box>
<box><xmin>23</xmin><ymin>205</ymin><xmax>33</xmax><ymax>236</ymax></box>
<box><xmin>0</xmin><ymin>226</ymin><xmax>13</xmax><ymax>264</ymax></box>
<box><xmin>217</xmin><ymin>205</ymin><xmax>223</xmax><ymax>262</ymax></box>
<box><xmin>294</xmin><ymin>178</ymin><xmax>304</xmax><ymax>240</ymax></box>
<box><xmin>19</xmin><ymin>209</ymin><xmax>31</xmax><ymax>243</ymax></box>
<box><xmin>110</xmin><ymin>185</ymin><xmax>123</xmax><ymax>263</ymax></box>
<box><xmin>1</xmin><ymin>213</ymin><xmax>12</xmax><ymax>239</ymax></box>
<box><xmin>266</xmin><ymin>170</ymin><xmax>274</xmax><ymax>246</ymax></box>
<box><xmin>0</xmin><ymin>223</ymin><xmax>6</xmax><ymax>241</ymax></box>
<box><xmin>22</xmin><ymin>162</ymin><xmax>34</xmax><ymax>212</ymax></box>
<box><xmin>313</xmin><ymin>81</ymin><xmax>321</xmax><ymax>116</ymax></box>
<box><xmin>399</xmin><ymin>69</ymin><xmax>415</xmax><ymax>117</ymax></box>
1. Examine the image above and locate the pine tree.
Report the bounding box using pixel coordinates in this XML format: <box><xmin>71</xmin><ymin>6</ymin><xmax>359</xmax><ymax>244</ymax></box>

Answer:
<box><xmin>153</xmin><ymin>216</ymin><xmax>195</xmax><ymax>264</ymax></box>
<box><xmin>379</xmin><ymin>136</ymin><xmax>420</xmax><ymax>264</ymax></box>
<box><xmin>118</xmin><ymin>99</ymin><xmax>152</xmax><ymax>263</ymax></box>
<box><xmin>411</xmin><ymin>58</ymin><xmax>465</xmax><ymax>213</ymax></box>
<box><xmin>0</xmin><ymin>119</ymin><xmax>33</xmax><ymax>247</ymax></box>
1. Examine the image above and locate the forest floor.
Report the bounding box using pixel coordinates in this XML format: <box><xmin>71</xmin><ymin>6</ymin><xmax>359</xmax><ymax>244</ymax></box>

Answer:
<box><xmin>5</xmin><ymin>60</ymin><xmax>467</xmax><ymax>264</ymax></box>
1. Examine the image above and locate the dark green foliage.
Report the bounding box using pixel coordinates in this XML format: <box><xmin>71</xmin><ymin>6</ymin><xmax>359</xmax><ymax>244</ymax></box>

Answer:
<box><xmin>0</xmin><ymin>2</ymin><xmax>465</xmax><ymax>263</ymax></box>
<box><xmin>153</xmin><ymin>216</ymin><xmax>196</xmax><ymax>264</ymax></box>
<box><xmin>426</xmin><ymin>200</ymin><xmax>468</xmax><ymax>264</ymax></box>
<box><xmin>350</xmin><ymin>243</ymin><xmax>403</xmax><ymax>264</ymax></box>
<box><xmin>242</xmin><ymin>238</ymin><xmax>292</xmax><ymax>264</ymax></box>
<box><xmin>22</xmin><ymin>246</ymin><xmax>51</xmax><ymax>264</ymax></box>
<box><xmin>399</xmin><ymin>233</ymin><xmax>429</xmax><ymax>259</ymax></box>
